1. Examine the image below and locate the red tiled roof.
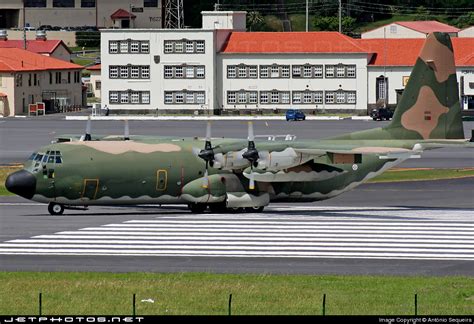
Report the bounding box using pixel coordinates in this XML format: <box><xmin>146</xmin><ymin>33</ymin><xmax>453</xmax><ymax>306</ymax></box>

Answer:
<box><xmin>395</xmin><ymin>21</ymin><xmax>460</xmax><ymax>34</ymax></box>
<box><xmin>86</xmin><ymin>63</ymin><xmax>101</xmax><ymax>71</ymax></box>
<box><xmin>0</xmin><ymin>39</ymin><xmax>71</xmax><ymax>54</ymax></box>
<box><xmin>357</xmin><ymin>38</ymin><xmax>474</xmax><ymax>67</ymax></box>
<box><xmin>111</xmin><ymin>9</ymin><xmax>136</xmax><ymax>19</ymax></box>
<box><xmin>221</xmin><ymin>32</ymin><xmax>367</xmax><ymax>54</ymax></box>
<box><xmin>0</xmin><ymin>48</ymin><xmax>82</xmax><ymax>72</ymax></box>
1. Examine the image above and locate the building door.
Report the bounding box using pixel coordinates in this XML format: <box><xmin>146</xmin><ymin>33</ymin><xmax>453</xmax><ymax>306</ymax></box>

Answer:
<box><xmin>376</xmin><ymin>76</ymin><xmax>388</xmax><ymax>106</ymax></box>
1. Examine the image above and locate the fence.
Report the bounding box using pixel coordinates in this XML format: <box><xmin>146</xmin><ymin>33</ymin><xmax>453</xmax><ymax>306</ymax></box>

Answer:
<box><xmin>34</xmin><ymin>292</ymin><xmax>421</xmax><ymax>316</ymax></box>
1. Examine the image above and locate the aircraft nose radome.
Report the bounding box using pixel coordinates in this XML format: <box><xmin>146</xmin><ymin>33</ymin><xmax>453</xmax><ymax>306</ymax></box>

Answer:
<box><xmin>5</xmin><ymin>170</ymin><xmax>36</xmax><ymax>199</ymax></box>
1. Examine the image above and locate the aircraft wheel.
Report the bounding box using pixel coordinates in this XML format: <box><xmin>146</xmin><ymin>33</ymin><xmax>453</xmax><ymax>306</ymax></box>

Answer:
<box><xmin>245</xmin><ymin>206</ymin><xmax>265</xmax><ymax>213</ymax></box>
<box><xmin>227</xmin><ymin>207</ymin><xmax>244</xmax><ymax>213</ymax></box>
<box><xmin>209</xmin><ymin>202</ymin><xmax>227</xmax><ymax>213</ymax></box>
<box><xmin>188</xmin><ymin>203</ymin><xmax>207</xmax><ymax>213</ymax></box>
<box><xmin>48</xmin><ymin>202</ymin><xmax>64</xmax><ymax>216</ymax></box>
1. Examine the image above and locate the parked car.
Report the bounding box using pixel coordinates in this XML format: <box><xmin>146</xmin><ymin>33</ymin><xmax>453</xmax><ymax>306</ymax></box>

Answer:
<box><xmin>286</xmin><ymin>109</ymin><xmax>306</xmax><ymax>121</ymax></box>
<box><xmin>370</xmin><ymin>108</ymin><xmax>393</xmax><ymax>121</ymax></box>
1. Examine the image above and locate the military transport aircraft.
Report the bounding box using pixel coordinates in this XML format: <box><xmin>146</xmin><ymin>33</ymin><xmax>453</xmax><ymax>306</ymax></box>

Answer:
<box><xmin>5</xmin><ymin>32</ymin><xmax>474</xmax><ymax>215</ymax></box>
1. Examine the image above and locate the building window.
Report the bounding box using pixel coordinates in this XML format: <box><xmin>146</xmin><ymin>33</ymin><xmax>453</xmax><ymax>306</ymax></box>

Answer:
<box><xmin>109</xmin><ymin>66</ymin><xmax>119</xmax><ymax>78</ymax></box>
<box><xmin>109</xmin><ymin>40</ymin><xmax>150</xmax><ymax>54</ymax></box>
<box><xmin>110</xmin><ymin>65</ymin><xmax>151</xmax><ymax>79</ymax></box>
<box><xmin>163</xmin><ymin>65</ymin><xmax>205</xmax><ymax>79</ymax></box>
<box><xmin>163</xmin><ymin>40</ymin><xmax>205</xmax><ymax>54</ymax></box>
<box><xmin>325</xmin><ymin>65</ymin><xmax>335</xmax><ymax>78</ymax></box>
<box><xmin>141</xmin><ymin>66</ymin><xmax>150</xmax><ymax>79</ymax></box>
<box><xmin>227</xmin><ymin>65</ymin><xmax>258</xmax><ymax>79</ymax></box>
<box><xmin>130</xmin><ymin>66</ymin><xmax>140</xmax><ymax>79</ymax></box>
<box><xmin>196</xmin><ymin>66</ymin><xmax>205</xmax><ymax>78</ymax></box>
<box><xmin>109</xmin><ymin>90</ymin><xmax>150</xmax><ymax>105</ymax></box>
<box><xmin>55</xmin><ymin>72</ymin><xmax>61</xmax><ymax>84</ymax></box>
<box><xmin>227</xmin><ymin>91</ymin><xmax>236</xmax><ymax>104</ymax></box>
<box><xmin>109</xmin><ymin>91</ymin><xmax>119</xmax><ymax>103</ymax></box>
<box><xmin>227</xmin><ymin>90</ymin><xmax>258</xmax><ymax>105</ymax></box>
<box><xmin>326</xmin><ymin>64</ymin><xmax>356</xmax><ymax>78</ymax></box>
<box><xmin>25</xmin><ymin>0</ymin><xmax>47</xmax><ymax>7</ymax></box>
<box><xmin>95</xmin><ymin>80</ymin><xmax>101</xmax><ymax>90</ymax></box>
<box><xmin>292</xmin><ymin>64</ymin><xmax>323</xmax><ymax>78</ymax></box>
<box><xmin>325</xmin><ymin>90</ymin><xmax>356</xmax><ymax>104</ymax></box>
<box><xmin>164</xmin><ymin>91</ymin><xmax>206</xmax><ymax>105</ymax></box>
<box><xmin>292</xmin><ymin>91</ymin><xmax>324</xmax><ymax>104</ymax></box>
<box><xmin>260</xmin><ymin>65</ymin><xmax>290</xmax><ymax>79</ymax></box>
<box><xmin>109</xmin><ymin>41</ymin><xmax>119</xmax><ymax>54</ymax></box>
<box><xmin>75</xmin><ymin>71</ymin><xmax>80</xmax><ymax>83</ymax></box>
<box><xmin>227</xmin><ymin>66</ymin><xmax>236</xmax><ymax>78</ymax></box>
<box><xmin>81</xmin><ymin>0</ymin><xmax>95</xmax><ymax>7</ymax></box>
<box><xmin>53</xmin><ymin>0</ymin><xmax>74</xmax><ymax>7</ymax></box>
<box><xmin>260</xmin><ymin>90</ymin><xmax>291</xmax><ymax>104</ymax></box>
<box><xmin>144</xmin><ymin>0</ymin><xmax>158</xmax><ymax>7</ymax></box>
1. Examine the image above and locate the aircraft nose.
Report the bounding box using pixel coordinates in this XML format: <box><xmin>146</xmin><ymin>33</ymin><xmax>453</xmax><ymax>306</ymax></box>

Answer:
<box><xmin>5</xmin><ymin>169</ymin><xmax>36</xmax><ymax>199</ymax></box>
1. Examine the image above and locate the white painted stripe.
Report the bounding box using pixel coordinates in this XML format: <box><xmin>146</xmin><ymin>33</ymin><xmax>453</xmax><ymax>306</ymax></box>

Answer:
<box><xmin>0</xmin><ymin>249</ymin><xmax>472</xmax><ymax>260</ymax></box>
<box><xmin>75</xmin><ymin>227</ymin><xmax>474</xmax><ymax>235</ymax></box>
<box><xmin>31</xmin><ymin>235</ymin><xmax>474</xmax><ymax>244</ymax></box>
<box><xmin>125</xmin><ymin>220</ymin><xmax>474</xmax><ymax>227</ymax></box>
<box><xmin>7</xmin><ymin>239</ymin><xmax>474</xmax><ymax>249</ymax></box>
<box><xmin>1</xmin><ymin>243</ymin><xmax>473</xmax><ymax>254</ymax></box>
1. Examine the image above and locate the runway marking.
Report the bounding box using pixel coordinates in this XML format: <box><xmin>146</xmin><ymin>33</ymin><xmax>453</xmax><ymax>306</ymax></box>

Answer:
<box><xmin>0</xmin><ymin>207</ymin><xmax>473</xmax><ymax>260</ymax></box>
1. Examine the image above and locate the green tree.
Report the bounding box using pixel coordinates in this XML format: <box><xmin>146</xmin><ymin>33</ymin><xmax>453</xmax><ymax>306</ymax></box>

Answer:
<box><xmin>247</xmin><ymin>11</ymin><xmax>265</xmax><ymax>31</ymax></box>
<box><xmin>313</xmin><ymin>16</ymin><xmax>356</xmax><ymax>32</ymax></box>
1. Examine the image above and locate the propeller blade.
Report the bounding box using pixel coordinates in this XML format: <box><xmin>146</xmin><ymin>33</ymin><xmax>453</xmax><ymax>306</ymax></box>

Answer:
<box><xmin>206</xmin><ymin>121</ymin><xmax>211</xmax><ymax>141</ymax></box>
<box><xmin>202</xmin><ymin>164</ymin><xmax>209</xmax><ymax>189</ymax></box>
<box><xmin>247</xmin><ymin>121</ymin><xmax>254</xmax><ymax>141</ymax></box>
<box><xmin>249</xmin><ymin>170</ymin><xmax>255</xmax><ymax>190</ymax></box>
<box><xmin>124</xmin><ymin>119</ymin><xmax>130</xmax><ymax>141</ymax></box>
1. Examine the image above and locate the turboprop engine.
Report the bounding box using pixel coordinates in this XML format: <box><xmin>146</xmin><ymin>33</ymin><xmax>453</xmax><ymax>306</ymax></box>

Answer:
<box><xmin>180</xmin><ymin>173</ymin><xmax>269</xmax><ymax>208</ymax></box>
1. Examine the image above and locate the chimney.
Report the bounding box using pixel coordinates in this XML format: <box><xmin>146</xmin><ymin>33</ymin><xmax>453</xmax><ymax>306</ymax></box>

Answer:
<box><xmin>36</xmin><ymin>30</ymin><xmax>47</xmax><ymax>41</ymax></box>
<box><xmin>0</xmin><ymin>30</ymin><xmax>7</xmax><ymax>41</ymax></box>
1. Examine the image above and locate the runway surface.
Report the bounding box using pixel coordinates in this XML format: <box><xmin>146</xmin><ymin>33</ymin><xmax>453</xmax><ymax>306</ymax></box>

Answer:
<box><xmin>1</xmin><ymin>118</ymin><xmax>473</xmax><ymax>168</ymax></box>
<box><xmin>1</xmin><ymin>178</ymin><xmax>473</xmax><ymax>275</ymax></box>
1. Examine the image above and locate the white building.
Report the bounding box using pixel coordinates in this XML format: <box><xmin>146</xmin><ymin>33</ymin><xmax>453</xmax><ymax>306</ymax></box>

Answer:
<box><xmin>99</xmin><ymin>12</ymin><xmax>474</xmax><ymax>115</ymax></box>
<box><xmin>360</xmin><ymin>38</ymin><xmax>474</xmax><ymax>110</ymax></box>
<box><xmin>459</xmin><ymin>26</ymin><xmax>474</xmax><ymax>38</ymax></box>
<box><xmin>361</xmin><ymin>21</ymin><xmax>459</xmax><ymax>39</ymax></box>
<box><xmin>0</xmin><ymin>0</ymin><xmax>162</xmax><ymax>29</ymax></box>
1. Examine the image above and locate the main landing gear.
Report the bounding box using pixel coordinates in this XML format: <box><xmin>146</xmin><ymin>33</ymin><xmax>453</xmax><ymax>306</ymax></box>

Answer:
<box><xmin>188</xmin><ymin>203</ymin><xmax>265</xmax><ymax>214</ymax></box>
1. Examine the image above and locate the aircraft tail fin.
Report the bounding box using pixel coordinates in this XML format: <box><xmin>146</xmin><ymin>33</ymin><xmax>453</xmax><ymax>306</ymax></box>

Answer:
<box><xmin>384</xmin><ymin>32</ymin><xmax>464</xmax><ymax>140</ymax></box>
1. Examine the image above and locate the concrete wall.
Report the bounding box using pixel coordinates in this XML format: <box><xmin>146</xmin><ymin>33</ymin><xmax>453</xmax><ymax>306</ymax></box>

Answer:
<box><xmin>0</xmin><ymin>73</ymin><xmax>15</xmax><ymax>117</ymax></box>
<box><xmin>90</xmin><ymin>69</ymin><xmax>101</xmax><ymax>99</ymax></box>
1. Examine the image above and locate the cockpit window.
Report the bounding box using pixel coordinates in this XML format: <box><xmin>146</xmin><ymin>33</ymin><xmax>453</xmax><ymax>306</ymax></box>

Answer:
<box><xmin>28</xmin><ymin>153</ymin><xmax>37</xmax><ymax>160</ymax></box>
<box><xmin>34</xmin><ymin>154</ymin><xmax>43</xmax><ymax>162</ymax></box>
<box><xmin>55</xmin><ymin>156</ymin><xmax>63</xmax><ymax>163</ymax></box>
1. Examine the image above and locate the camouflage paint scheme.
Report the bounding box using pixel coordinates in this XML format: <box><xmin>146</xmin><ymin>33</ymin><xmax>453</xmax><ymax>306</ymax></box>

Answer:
<box><xmin>6</xmin><ymin>33</ymin><xmax>474</xmax><ymax>214</ymax></box>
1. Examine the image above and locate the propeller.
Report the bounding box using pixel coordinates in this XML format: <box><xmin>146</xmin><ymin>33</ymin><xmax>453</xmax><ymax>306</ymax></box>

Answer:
<box><xmin>82</xmin><ymin>115</ymin><xmax>92</xmax><ymax>141</ymax></box>
<box><xmin>242</xmin><ymin>122</ymin><xmax>259</xmax><ymax>190</ymax></box>
<box><xmin>123</xmin><ymin>119</ymin><xmax>130</xmax><ymax>141</ymax></box>
<box><xmin>195</xmin><ymin>121</ymin><xmax>214</xmax><ymax>188</ymax></box>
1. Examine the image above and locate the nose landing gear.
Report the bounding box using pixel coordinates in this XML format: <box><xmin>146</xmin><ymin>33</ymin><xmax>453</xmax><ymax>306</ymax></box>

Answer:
<box><xmin>48</xmin><ymin>202</ymin><xmax>64</xmax><ymax>215</ymax></box>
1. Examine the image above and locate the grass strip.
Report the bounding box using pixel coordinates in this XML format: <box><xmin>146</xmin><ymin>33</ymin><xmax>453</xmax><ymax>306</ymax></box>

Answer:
<box><xmin>0</xmin><ymin>272</ymin><xmax>473</xmax><ymax>315</ymax></box>
<box><xmin>369</xmin><ymin>168</ymin><xmax>474</xmax><ymax>183</ymax></box>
